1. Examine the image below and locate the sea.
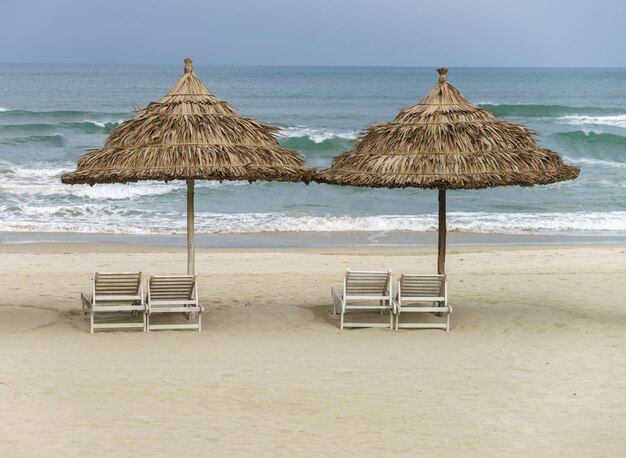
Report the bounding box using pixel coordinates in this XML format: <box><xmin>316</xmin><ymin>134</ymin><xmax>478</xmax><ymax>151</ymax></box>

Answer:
<box><xmin>0</xmin><ymin>64</ymin><xmax>624</xmax><ymax>245</ymax></box>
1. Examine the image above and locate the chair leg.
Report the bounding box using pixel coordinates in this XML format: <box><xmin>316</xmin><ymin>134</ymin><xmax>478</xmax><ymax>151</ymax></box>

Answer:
<box><xmin>395</xmin><ymin>311</ymin><xmax>400</xmax><ymax>331</ymax></box>
<box><xmin>198</xmin><ymin>311</ymin><xmax>202</xmax><ymax>331</ymax></box>
<box><xmin>446</xmin><ymin>312</ymin><xmax>450</xmax><ymax>332</ymax></box>
<box><xmin>340</xmin><ymin>311</ymin><xmax>344</xmax><ymax>330</ymax></box>
<box><xmin>435</xmin><ymin>301</ymin><xmax>443</xmax><ymax>318</ymax></box>
<box><xmin>389</xmin><ymin>306</ymin><xmax>393</xmax><ymax>329</ymax></box>
<box><xmin>90</xmin><ymin>311</ymin><xmax>94</xmax><ymax>334</ymax></box>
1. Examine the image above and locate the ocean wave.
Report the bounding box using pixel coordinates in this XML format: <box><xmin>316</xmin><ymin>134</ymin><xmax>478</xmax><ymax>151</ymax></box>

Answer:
<box><xmin>563</xmin><ymin>156</ymin><xmax>626</xmax><ymax>169</ymax></box>
<box><xmin>0</xmin><ymin>119</ymin><xmax>123</xmax><ymax>134</ymax></box>
<box><xmin>0</xmin><ymin>162</ymin><xmax>72</xmax><ymax>177</ymax></box>
<box><xmin>0</xmin><ymin>163</ymin><xmax>251</xmax><ymax>199</ymax></box>
<box><xmin>194</xmin><ymin>212</ymin><xmax>626</xmax><ymax>235</ymax></box>
<box><xmin>0</xmin><ymin>163</ymin><xmax>179</xmax><ymax>199</ymax></box>
<box><xmin>278</xmin><ymin>127</ymin><xmax>357</xmax><ymax>144</ymax></box>
<box><xmin>6</xmin><ymin>134</ymin><xmax>67</xmax><ymax>147</ymax></box>
<box><xmin>0</xmin><ymin>108</ymin><xmax>129</xmax><ymax>119</ymax></box>
<box><xmin>0</xmin><ymin>167</ymin><xmax>183</xmax><ymax>199</ymax></box>
<box><xmin>479</xmin><ymin>103</ymin><xmax>622</xmax><ymax>119</ymax></box>
<box><xmin>0</xmin><ymin>107</ymin><xmax>8</xmax><ymax>112</ymax></box>
<box><xmin>0</xmin><ymin>210</ymin><xmax>624</xmax><ymax>236</ymax></box>
<box><xmin>279</xmin><ymin>137</ymin><xmax>355</xmax><ymax>155</ymax></box>
<box><xmin>74</xmin><ymin>119</ymin><xmax>124</xmax><ymax>132</ymax></box>
<box><xmin>1</xmin><ymin>183</ymin><xmax>181</xmax><ymax>199</ymax></box>
<box><xmin>557</xmin><ymin>114</ymin><xmax>626</xmax><ymax>129</ymax></box>
<box><xmin>554</xmin><ymin>130</ymin><xmax>626</xmax><ymax>147</ymax></box>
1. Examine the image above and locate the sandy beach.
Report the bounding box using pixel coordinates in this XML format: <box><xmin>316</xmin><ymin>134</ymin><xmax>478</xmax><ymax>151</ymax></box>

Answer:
<box><xmin>0</xmin><ymin>243</ymin><xmax>624</xmax><ymax>457</ymax></box>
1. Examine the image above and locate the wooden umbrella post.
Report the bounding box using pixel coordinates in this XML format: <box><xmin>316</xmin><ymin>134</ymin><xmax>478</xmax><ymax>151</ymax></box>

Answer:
<box><xmin>437</xmin><ymin>189</ymin><xmax>446</xmax><ymax>275</ymax></box>
<box><xmin>187</xmin><ymin>179</ymin><xmax>195</xmax><ymax>276</ymax></box>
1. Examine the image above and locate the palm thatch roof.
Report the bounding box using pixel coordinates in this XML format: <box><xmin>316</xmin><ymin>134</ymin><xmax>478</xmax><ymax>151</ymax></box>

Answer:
<box><xmin>318</xmin><ymin>68</ymin><xmax>579</xmax><ymax>189</ymax></box>
<box><xmin>62</xmin><ymin>58</ymin><xmax>310</xmax><ymax>185</ymax></box>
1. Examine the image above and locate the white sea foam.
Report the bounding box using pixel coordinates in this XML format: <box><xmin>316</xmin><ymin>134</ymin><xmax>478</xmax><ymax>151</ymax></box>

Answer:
<box><xmin>278</xmin><ymin>126</ymin><xmax>357</xmax><ymax>143</ymax></box>
<box><xmin>557</xmin><ymin>114</ymin><xmax>626</xmax><ymax>129</ymax></box>
<box><xmin>0</xmin><ymin>107</ymin><xmax>8</xmax><ymax>112</ymax></box>
<box><xmin>577</xmin><ymin>128</ymin><xmax>605</xmax><ymax>136</ymax></box>
<box><xmin>1</xmin><ymin>210</ymin><xmax>624</xmax><ymax>236</ymax></box>
<box><xmin>443</xmin><ymin>211</ymin><xmax>626</xmax><ymax>234</ymax></box>
<box><xmin>475</xmin><ymin>101</ymin><xmax>533</xmax><ymax>106</ymax></box>
<box><xmin>82</xmin><ymin>119</ymin><xmax>125</xmax><ymax>128</ymax></box>
<box><xmin>563</xmin><ymin>156</ymin><xmax>626</xmax><ymax>169</ymax></box>
<box><xmin>0</xmin><ymin>181</ymin><xmax>181</xmax><ymax>199</ymax></box>
<box><xmin>194</xmin><ymin>212</ymin><xmax>626</xmax><ymax>235</ymax></box>
<box><xmin>11</xmin><ymin>166</ymin><xmax>70</xmax><ymax>178</ymax></box>
<box><xmin>0</xmin><ymin>164</ymin><xmax>248</xmax><ymax>199</ymax></box>
<box><xmin>193</xmin><ymin>214</ymin><xmax>436</xmax><ymax>233</ymax></box>
<box><xmin>475</xmin><ymin>102</ymin><xmax>544</xmax><ymax>106</ymax></box>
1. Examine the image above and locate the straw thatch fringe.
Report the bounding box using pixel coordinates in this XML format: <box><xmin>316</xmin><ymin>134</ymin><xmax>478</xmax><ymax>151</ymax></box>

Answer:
<box><xmin>62</xmin><ymin>165</ymin><xmax>313</xmax><ymax>185</ymax></box>
<box><xmin>62</xmin><ymin>144</ymin><xmax>311</xmax><ymax>185</ymax></box>
<box><xmin>61</xmin><ymin>59</ymin><xmax>309</xmax><ymax>185</ymax></box>
<box><xmin>318</xmin><ymin>161</ymin><xmax>579</xmax><ymax>190</ymax></box>
<box><xmin>319</xmin><ymin>68</ymin><xmax>580</xmax><ymax>189</ymax></box>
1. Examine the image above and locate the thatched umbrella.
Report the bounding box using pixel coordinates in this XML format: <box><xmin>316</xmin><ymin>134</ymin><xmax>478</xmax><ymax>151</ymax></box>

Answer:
<box><xmin>318</xmin><ymin>68</ymin><xmax>580</xmax><ymax>274</ymax></box>
<box><xmin>62</xmin><ymin>58</ymin><xmax>310</xmax><ymax>274</ymax></box>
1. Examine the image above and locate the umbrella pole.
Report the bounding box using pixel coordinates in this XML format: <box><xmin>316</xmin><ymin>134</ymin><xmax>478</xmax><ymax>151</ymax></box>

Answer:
<box><xmin>437</xmin><ymin>189</ymin><xmax>446</xmax><ymax>275</ymax></box>
<box><xmin>187</xmin><ymin>179</ymin><xmax>195</xmax><ymax>275</ymax></box>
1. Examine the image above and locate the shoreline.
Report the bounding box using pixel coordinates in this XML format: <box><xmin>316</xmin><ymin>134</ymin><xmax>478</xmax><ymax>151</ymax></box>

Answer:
<box><xmin>1</xmin><ymin>230</ymin><xmax>625</xmax><ymax>249</ymax></box>
<box><xmin>1</xmin><ymin>240</ymin><xmax>625</xmax><ymax>255</ymax></box>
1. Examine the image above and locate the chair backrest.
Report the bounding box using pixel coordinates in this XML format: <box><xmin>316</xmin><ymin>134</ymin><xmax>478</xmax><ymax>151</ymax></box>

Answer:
<box><xmin>149</xmin><ymin>275</ymin><xmax>196</xmax><ymax>301</ymax></box>
<box><xmin>399</xmin><ymin>274</ymin><xmax>445</xmax><ymax>298</ymax></box>
<box><xmin>345</xmin><ymin>270</ymin><xmax>391</xmax><ymax>296</ymax></box>
<box><xmin>94</xmin><ymin>272</ymin><xmax>142</xmax><ymax>298</ymax></box>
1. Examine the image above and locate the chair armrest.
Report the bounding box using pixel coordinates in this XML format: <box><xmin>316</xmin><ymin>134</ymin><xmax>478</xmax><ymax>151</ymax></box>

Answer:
<box><xmin>81</xmin><ymin>292</ymin><xmax>93</xmax><ymax>309</ymax></box>
<box><xmin>331</xmin><ymin>286</ymin><xmax>343</xmax><ymax>303</ymax></box>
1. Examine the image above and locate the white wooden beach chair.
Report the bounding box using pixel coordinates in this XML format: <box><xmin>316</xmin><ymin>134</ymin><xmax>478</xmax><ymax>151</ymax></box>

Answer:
<box><xmin>80</xmin><ymin>272</ymin><xmax>145</xmax><ymax>333</ymax></box>
<box><xmin>331</xmin><ymin>270</ymin><xmax>393</xmax><ymax>329</ymax></box>
<box><xmin>393</xmin><ymin>274</ymin><xmax>451</xmax><ymax>331</ymax></box>
<box><xmin>146</xmin><ymin>275</ymin><xmax>203</xmax><ymax>331</ymax></box>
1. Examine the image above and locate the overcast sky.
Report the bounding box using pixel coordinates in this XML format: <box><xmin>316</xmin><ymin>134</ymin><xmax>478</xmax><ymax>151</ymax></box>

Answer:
<box><xmin>1</xmin><ymin>0</ymin><xmax>624</xmax><ymax>66</ymax></box>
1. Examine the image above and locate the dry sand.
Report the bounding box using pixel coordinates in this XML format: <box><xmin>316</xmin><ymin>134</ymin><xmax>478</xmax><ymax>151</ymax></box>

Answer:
<box><xmin>0</xmin><ymin>243</ymin><xmax>624</xmax><ymax>457</ymax></box>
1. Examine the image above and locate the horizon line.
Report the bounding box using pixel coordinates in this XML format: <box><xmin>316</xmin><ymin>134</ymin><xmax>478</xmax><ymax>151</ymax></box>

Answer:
<box><xmin>1</xmin><ymin>62</ymin><xmax>625</xmax><ymax>69</ymax></box>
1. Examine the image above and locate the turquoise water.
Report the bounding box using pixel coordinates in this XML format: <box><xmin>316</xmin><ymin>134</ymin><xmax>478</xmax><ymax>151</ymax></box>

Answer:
<box><xmin>0</xmin><ymin>65</ymin><xmax>624</xmax><ymax>237</ymax></box>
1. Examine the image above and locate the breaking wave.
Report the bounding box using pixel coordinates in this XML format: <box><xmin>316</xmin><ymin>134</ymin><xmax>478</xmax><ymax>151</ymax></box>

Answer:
<box><xmin>478</xmin><ymin>103</ymin><xmax>621</xmax><ymax>118</ymax></box>
<box><xmin>0</xmin><ymin>108</ymin><xmax>130</xmax><ymax>119</ymax></box>
<box><xmin>554</xmin><ymin>130</ymin><xmax>626</xmax><ymax>147</ymax></box>
<box><xmin>0</xmin><ymin>210</ymin><xmax>624</xmax><ymax>236</ymax></box>
<box><xmin>557</xmin><ymin>114</ymin><xmax>626</xmax><ymax>129</ymax></box>
<box><xmin>278</xmin><ymin>126</ymin><xmax>357</xmax><ymax>144</ymax></box>
<box><xmin>5</xmin><ymin>134</ymin><xmax>67</xmax><ymax>147</ymax></box>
